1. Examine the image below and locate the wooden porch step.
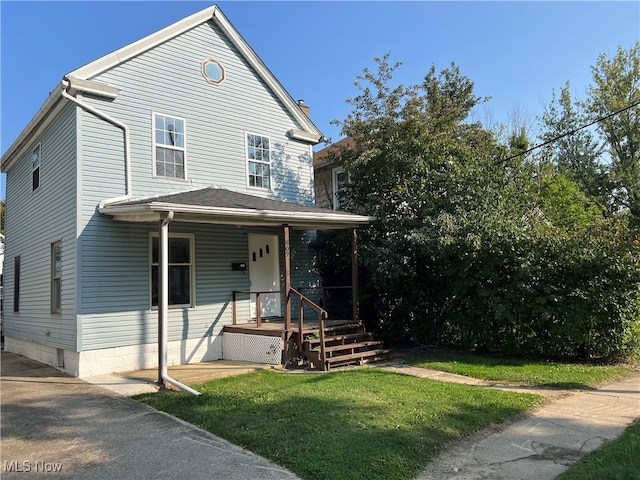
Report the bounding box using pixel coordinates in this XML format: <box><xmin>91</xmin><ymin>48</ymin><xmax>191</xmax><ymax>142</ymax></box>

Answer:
<box><xmin>305</xmin><ymin>332</ymin><xmax>373</xmax><ymax>347</ymax></box>
<box><xmin>324</xmin><ymin>340</ymin><xmax>384</xmax><ymax>354</ymax></box>
<box><xmin>326</xmin><ymin>349</ymin><xmax>392</xmax><ymax>367</ymax></box>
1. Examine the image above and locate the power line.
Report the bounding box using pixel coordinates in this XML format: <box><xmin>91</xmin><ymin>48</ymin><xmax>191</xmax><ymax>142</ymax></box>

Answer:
<box><xmin>498</xmin><ymin>99</ymin><xmax>640</xmax><ymax>164</ymax></box>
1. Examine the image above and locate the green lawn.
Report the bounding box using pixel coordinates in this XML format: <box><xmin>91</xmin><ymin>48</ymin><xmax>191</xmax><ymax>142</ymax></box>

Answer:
<box><xmin>556</xmin><ymin>420</ymin><xmax>640</xmax><ymax>480</ymax></box>
<box><xmin>136</xmin><ymin>368</ymin><xmax>542</xmax><ymax>480</ymax></box>
<box><xmin>405</xmin><ymin>351</ymin><xmax>631</xmax><ymax>388</ymax></box>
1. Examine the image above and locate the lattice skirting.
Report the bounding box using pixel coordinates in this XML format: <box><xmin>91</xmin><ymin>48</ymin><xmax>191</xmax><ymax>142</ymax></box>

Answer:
<box><xmin>222</xmin><ymin>333</ymin><xmax>283</xmax><ymax>365</ymax></box>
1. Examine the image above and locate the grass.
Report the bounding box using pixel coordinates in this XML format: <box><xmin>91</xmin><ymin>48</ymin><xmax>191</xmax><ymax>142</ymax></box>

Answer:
<box><xmin>405</xmin><ymin>351</ymin><xmax>631</xmax><ymax>389</ymax></box>
<box><xmin>135</xmin><ymin>368</ymin><xmax>542</xmax><ymax>480</ymax></box>
<box><xmin>555</xmin><ymin>420</ymin><xmax>640</xmax><ymax>480</ymax></box>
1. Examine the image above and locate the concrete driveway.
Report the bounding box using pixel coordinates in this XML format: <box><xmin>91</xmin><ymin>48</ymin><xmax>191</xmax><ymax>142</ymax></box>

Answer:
<box><xmin>1</xmin><ymin>352</ymin><xmax>299</xmax><ymax>479</ymax></box>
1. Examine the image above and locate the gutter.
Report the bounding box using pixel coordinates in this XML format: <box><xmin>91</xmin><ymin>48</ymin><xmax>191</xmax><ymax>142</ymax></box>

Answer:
<box><xmin>60</xmin><ymin>77</ymin><xmax>132</xmax><ymax>208</ymax></box>
<box><xmin>158</xmin><ymin>211</ymin><xmax>200</xmax><ymax>396</ymax></box>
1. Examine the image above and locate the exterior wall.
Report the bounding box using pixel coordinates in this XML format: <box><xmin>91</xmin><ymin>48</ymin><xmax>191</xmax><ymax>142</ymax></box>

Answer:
<box><xmin>4</xmin><ymin>335</ymin><xmax>223</xmax><ymax>377</ymax></box>
<box><xmin>79</xmin><ymin>20</ymin><xmax>314</xmax><ymax>206</ymax></box>
<box><xmin>2</xmin><ymin>103</ymin><xmax>78</xmax><ymax>352</ymax></box>
<box><xmin>3</xmin><ymin>16</ymin><xmax>324</xmax><ymax>375</ymax></box>
<box><xmin>79</xmin><ymin>222</ymin><xmax>251</xmax><ymax>352</ymax></box>
<box><xmin>69</xmin><ymin>19</ymin><xmax>322</xmax><ymax>365</ymax></box>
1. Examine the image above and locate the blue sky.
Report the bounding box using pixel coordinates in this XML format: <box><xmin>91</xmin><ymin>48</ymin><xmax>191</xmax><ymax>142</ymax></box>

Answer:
<box><xmin>1</xmin><ymin>1</ymin><xmax>639</xmax><ymax>199</ymax></box>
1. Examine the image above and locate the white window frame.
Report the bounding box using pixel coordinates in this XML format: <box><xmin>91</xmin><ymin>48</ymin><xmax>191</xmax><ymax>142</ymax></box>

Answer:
<box><xmin>332</xmin><ymin>166</ymin><xmax>347</xmax><ymax>210</ymax></box>
<box><xmin>32</xmin><ymin>143</ymin><xmax>41</xmax><ymax>191</ymax></box>
<box><xmin>245</xmin><ymin>132</ymin><xmax>272</xmax><ymax>190</ymax></box>
<box><xmin>51</xmin><ymin>241</ymin><xmax>62</xmax><ymax>314</ymax></box>
<box><xmin>149</xmin><ymin>233</ymin><xmax>195</xmax><ymax>309</ymax></box>
<box><xmin>152</xmin><ymin>113</ymin><xmax>187</xmax><ymax>180</ymax></box>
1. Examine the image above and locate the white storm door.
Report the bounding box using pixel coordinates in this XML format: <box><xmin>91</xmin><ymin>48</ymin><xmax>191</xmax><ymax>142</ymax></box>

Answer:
<box><xmin>248</xmin><ymin>234</ymin><xmax>281</xmax><ymax>318</ymax></box>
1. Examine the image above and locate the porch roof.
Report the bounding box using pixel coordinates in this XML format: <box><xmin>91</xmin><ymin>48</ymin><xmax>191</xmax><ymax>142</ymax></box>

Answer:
<box><xmin>98</xmin><ymin>187</ymin><xmax>375</xmax><ymax>229</ymax></box>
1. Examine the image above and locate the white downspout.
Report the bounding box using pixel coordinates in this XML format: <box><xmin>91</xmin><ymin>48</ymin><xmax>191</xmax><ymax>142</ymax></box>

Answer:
<box><xmin>60</xmin><ymin>79</ymin><xmax>132</xmax><ymax>208</ymax></box>
<box><xmin>158</xmin><ymin>212</ymin><xmax>200</xmax><ymax>396</ymax></box>
<box><xmin>63</xmin><ymin>82</ymin><xmax>198</xmax><ymax>395</ymax></box>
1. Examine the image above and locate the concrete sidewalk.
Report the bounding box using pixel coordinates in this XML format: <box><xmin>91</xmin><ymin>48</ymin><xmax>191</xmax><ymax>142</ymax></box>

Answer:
<box><xmin>0</xmin><ymin>352</ymin><xmax>299</xmax><ymax>480</ymax></box>
<box><xmin>384</xmin><ymin>364</ymin><xmax>639</xmax><ymax>480</ymax></box>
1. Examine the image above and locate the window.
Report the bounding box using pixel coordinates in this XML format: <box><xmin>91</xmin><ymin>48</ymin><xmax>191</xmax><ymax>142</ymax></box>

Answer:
<box><xmin>13</xmin><ymin>256</ymin><xmax>20</xmax><ymax>313</ymax></box>
<box><xmin>201</xmin><ymin>58</ymin><xmax>225</xmax><ymax>85</ymax></box>
<box><xmin>51</xmin><ymin>242</ymin><xmax>62</xmax><ymax>314</ymax></box>
<box><xmin>153</xmin><ymin>114</ymin><xmax>186</xmax><ymax>179</ymax></box>
<box><xmin>332</xmin><ymin>166</ymin><xmax>347</xmax><ymax>210</ymax></box>
<box><xmin>32</xmin><ymin>144</ymin><xmax>41</xmax><ymax>191</ymax></box>
<box><xmin>150</xmin><ymin>234</ymin><xmax>194</xmax><ymax>308</ymax></box>
<box><xmin>246</xmin><ymin>133</ymin><xmax>271</xmax><ymax>189</ymax></box>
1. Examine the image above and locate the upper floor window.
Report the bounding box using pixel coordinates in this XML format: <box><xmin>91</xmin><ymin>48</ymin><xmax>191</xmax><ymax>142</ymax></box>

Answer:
<box><xmin>32</xmin><ymin>144</ymin><xmax>41</xmax><ymax>191</ymax></box>
<box><xmin>153</xmin><ymin>114</ymin><xmax>186</xmax><ymax>179</ymax></box>
<box><xmin>51</xmin><ymin>242</ymin><xmax>62</xmax><ymax>314</ymax></box>
<box><xmin>246</xmin><ymin>133</ymin><xmax>271</xmax><ymax>189</ymax></box>
<box><xmin>332</xmin><ymin>166</ymin><xmax>347</xmax><ymax>210</ymax></box>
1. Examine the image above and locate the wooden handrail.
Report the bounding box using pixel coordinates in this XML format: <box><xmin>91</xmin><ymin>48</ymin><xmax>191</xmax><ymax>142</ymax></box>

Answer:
<box><xmin>289</xmin><ymin>288</ymin><xmax>328</xmax><ymax>368</ymax></box>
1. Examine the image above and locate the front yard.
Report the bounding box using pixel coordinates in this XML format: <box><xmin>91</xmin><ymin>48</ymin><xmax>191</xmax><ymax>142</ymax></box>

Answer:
<box><xmin>136</xmin><ymin>368</ymin><xmax>542</xmax><ymax>480</ymax></box>
<box><xmin>135</xmin><ymin>355</ymin><xmax>635</xmax><ymax>480</ymax></box>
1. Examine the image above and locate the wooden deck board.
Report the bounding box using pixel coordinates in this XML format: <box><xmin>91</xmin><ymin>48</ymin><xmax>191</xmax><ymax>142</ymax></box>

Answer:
<box><xmin>223</xmin><ymin>318</ymin><xmax>356</xmax><ymax>336</ymax></box>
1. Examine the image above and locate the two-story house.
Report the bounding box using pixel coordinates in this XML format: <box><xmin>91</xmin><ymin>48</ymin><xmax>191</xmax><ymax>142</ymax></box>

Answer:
<box><xmin>0</xmin><ymin>5</ymin><xmax>382</xmax><ymax>381</ymax></box>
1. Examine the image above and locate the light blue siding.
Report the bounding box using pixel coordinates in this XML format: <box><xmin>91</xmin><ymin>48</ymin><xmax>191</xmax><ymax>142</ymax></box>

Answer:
<box><xmin>73</xmin><ymin>19</ymin><xmax>320</xmax><ymax>351</ymax></box>
<box><xmin>79</xmin><ymin>21</ymin><xmax>314</xmax><ymax>206</ymax></box>
<box><xmin>79</xmin><ymin>223</ymin><xmax>252</xmax><ymax>350</ymax></box>
<box><xmin>5</xmin><ymin>15</ymin><xmax>322</xmax><ymax>359</ymax></box>
<box><xmin>3</xmin><ymin>103</ymin><xmax>78</xmax><ymax>350</ymax></box>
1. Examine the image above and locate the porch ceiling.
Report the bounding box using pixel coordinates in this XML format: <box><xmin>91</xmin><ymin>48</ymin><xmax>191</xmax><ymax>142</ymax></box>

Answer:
<box><xmin>98</xmin><ymin>187</ymin><xmax>375</xmax><ymax>229</ymax></box>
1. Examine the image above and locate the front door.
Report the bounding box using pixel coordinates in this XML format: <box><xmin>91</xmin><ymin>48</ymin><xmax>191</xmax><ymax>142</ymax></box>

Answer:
<box><xmin>248</xmin><ymin>234</ymin><xmax>281</xmax><ymax>318</ymax></box>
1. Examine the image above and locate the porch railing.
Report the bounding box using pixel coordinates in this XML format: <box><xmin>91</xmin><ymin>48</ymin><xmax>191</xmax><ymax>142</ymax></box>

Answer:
<box><xmin>232</xmin><ymin>290</ymin><xmax>284</xmax><ymax>327</ymax></box>
<box><xmin>289</xmin><ymin>288</ymin><xmax>328</xmax><ymax>368</ymax></box>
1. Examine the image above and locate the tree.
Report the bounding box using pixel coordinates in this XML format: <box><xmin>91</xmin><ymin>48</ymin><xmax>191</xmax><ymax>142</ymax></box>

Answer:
<box><xmin>586</xmin><ymin>42</ymin><xmax>640</xmax><ymax>223</ymax></box>
<box><xmin>539</xmin><ymin>82</ymin><xmax>610</xmax><ymax>206</ymax></box>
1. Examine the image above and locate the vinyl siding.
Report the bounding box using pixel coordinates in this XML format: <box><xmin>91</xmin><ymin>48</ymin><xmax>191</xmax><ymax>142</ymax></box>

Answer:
<box><xmin>79</xmin><ymin>20</ymin><xmax>314</xmax><ymax>206</ymax></box>
<box><xmin>2</xmin><ymin>103</ymin><xmax>78</xmax><ymax>350</ymax></box>
<box><xmin>70</xmin><ymin>19</ymin><xmax>319</xmax><ymax>351</ymax></box>
<box><xmin>80</xmin><ymin>223</ymin><xmax>252</xmax><ymax>350</ymax></box>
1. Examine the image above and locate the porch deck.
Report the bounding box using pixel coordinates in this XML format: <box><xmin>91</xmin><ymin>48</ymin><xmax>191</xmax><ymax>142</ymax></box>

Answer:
<box><xmin>223</xmin><ymin>317</ymin><xmax>358</xmax><ymax>336</ymax></box>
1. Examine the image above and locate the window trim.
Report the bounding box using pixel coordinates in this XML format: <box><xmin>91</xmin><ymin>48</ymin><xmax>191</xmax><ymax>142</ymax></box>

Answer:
<box><xmin>51</xmin><ymin>241</ymin><xmax>62</xmax><ymax>314</ymax></box>
<box><xmin>245</xmin><ymin>132</ymin><xmax>272</xmax><ymax>191</ymax></box>
<box><xmin>32</xmin><ymin>143</ymin><xmax>41</xmax><ymax>191</ymax></box>
<box><xmin>13</xmin><ymin>256</ymin><xmax>20</xmax><ymax>313</ymax></box>
<box><xmin>149</xmin><ymin>232</ymin><xmax>195</xmax><ymax>310</ymax></box>
<box><xmin>152</xmin><ymin>112</ymin><xmax>187</xmax><ymax>180</ymax></box>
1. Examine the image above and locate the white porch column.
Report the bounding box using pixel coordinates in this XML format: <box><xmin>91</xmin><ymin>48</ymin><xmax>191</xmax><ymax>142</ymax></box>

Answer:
<box><xmin>157</xmin><ymin>213</ymin><xmax>171</xmax><ymax>385</ymax></box>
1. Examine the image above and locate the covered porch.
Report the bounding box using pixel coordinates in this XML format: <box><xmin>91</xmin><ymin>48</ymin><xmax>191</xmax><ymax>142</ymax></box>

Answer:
<box><xmin>99</xmin><ymin>187</ymin><xmax>387</xmax><ymax>382</ymax></box>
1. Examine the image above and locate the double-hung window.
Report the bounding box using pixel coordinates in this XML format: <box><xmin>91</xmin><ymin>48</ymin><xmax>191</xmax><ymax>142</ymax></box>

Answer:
<box><xmin>246</xmin><ymin>133</ymin><xmax>271</xmax><ymax>189</ymax></box>
<box><xmin>32</xmin><ymin>144</ymin><xmax>41</xmax><ymax>191</ymax></box>
<box><xmin>153</xmin><ymin>114</ymin><xmax>186</xmax><ymax>179</ymax></box>
<box><xmin>332</xmin><ymin>166</ymin><xmax>347</xmax><ymax>210</ymax></box>
<box><xmin>150</xmin><ymin>234</ymin><xmax>194</xmax><ymax>308</ymax></box>
<box><xmin>51</xmin><ymin>242</ymin><xmax>62</xmax><ymax>314</ymax></box>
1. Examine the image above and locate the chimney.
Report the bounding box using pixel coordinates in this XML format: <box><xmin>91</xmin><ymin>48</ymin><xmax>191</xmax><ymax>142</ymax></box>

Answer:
<box><xmin>297</xmin><ymin>99</ymin><xmax>310</xmax><ymax>118</ymax></box>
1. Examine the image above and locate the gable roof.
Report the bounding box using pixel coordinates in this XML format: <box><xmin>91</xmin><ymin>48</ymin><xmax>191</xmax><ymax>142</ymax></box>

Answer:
<box><xmin>99</xmin><ymin>187</ymin><xmax>375</xmax><ymax>229</ymax></box>
<box><xmin>1</xmin><ymin>4</ymin><xmax>323</xmax><ymax>171</ymax></box>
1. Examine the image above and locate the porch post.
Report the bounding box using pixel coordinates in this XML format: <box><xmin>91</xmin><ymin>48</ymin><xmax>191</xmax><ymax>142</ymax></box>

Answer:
<box><xmin>351</xmin><ymin>228</ymin><xmax>360</xmax><ymax>323</ymax></box>
<box><xmin>157</xmin><ymin>214</ymin><xmax>171</xmax><ymax>386</ymax></box>
<box><xmin>283</xmin><ymin>224</ymin><xmax>292</xmax><ymax>332</ymax></box>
